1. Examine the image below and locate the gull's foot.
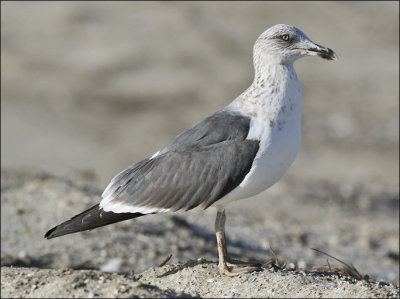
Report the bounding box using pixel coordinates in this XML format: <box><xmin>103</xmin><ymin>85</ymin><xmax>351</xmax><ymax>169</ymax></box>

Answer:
<box><xmin>218</xmin><ymin>257</ymin><xmax>262</xmax><ymax>277</ymax></box>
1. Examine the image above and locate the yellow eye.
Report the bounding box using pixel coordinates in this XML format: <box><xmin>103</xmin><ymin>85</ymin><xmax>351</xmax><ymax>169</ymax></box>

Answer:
<box><xmin>282</xmin><ymin>34</ymin><xmax>290</xmax><ymax>41</ymax></box>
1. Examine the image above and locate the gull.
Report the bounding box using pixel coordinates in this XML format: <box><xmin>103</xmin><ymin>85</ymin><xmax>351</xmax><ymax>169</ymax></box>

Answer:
<box><xmin>45</xmin><ymin>24</ymin><xmax>337</xmax><ymax>277</ymax></box>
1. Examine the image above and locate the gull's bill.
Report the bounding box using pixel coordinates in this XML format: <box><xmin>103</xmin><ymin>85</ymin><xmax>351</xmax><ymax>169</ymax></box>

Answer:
<box><xmin>307</xmin><ymin>44</ymin><xmax>338</xmax><ymax>61</ymax></box>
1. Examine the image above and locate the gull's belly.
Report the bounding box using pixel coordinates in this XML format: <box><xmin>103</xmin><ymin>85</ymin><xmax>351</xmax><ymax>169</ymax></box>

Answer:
<box><xmin>246</xmin><ymin>124</ymin><xmax>301</xmax><ymax>194</ymax></box>
<box><xmin>217</xmin><ymin>116</ymin><xmax>301</xmax><ymax>206</ymax></box>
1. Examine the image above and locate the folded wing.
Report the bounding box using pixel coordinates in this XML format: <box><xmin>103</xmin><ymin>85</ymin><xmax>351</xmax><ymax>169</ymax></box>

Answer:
<box><xmin>100</xmin><ymin>109</ymin><xmax>260</xmax><ymax>213</ymax></box>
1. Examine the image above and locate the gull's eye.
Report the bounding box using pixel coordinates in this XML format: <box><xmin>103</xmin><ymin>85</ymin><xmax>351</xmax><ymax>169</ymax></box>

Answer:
<box><xmin>281</xmin><ymin>34</ymin><xmax>290</xmax><ymax>41</ymax></box>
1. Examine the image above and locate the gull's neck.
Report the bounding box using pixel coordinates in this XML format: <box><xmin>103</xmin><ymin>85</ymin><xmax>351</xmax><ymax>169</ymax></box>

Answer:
<box><xmin>229</xmin><ymin>58</ymin><xmax>302</xmax><ymax>122</ymax></box>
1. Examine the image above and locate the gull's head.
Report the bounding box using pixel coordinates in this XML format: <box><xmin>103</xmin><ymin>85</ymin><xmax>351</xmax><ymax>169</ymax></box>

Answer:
<box><xmin>254</xmin><ymin>24</ymin><xmax>337</xmax><ymax>65</ymax></box>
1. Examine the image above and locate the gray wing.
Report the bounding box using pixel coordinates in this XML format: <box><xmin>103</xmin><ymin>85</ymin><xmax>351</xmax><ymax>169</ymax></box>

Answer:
<box><xmin>100</xmin><ymin>109</ymin><xmax>259</xmax><ymax>212</ymax></box>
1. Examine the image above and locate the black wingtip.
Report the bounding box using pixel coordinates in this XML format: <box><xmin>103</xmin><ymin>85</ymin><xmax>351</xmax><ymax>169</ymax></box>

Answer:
<box><xmin>44</xmin><ymin>226</ymin><xmax>58</xmax><ymax>239</ymax></box>
<box><xmin>44</xmin><ymin>204</ymin><xmax>144</xmax><ymax>240</ymax></box>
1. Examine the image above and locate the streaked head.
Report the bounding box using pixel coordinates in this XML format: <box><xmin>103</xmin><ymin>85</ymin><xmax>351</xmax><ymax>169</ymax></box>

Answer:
<box><xmin>254</xmin><ymin>24</ymin><xmax>337</xmax><ymax>64</ymax></box>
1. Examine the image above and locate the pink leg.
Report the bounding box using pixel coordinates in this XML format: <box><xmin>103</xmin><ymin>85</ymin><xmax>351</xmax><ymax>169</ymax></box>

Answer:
<box><xmin>214</xmin><ymin>208</ymin><xmax>262</xmax><ymax>277</ymax></box>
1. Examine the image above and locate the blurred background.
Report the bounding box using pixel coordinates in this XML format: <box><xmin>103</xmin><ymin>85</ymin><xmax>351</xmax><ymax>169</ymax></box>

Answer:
<box><xmin>1</xmin><ymin>1</ymin><xmax>399</xmax><ymax>283</ymax></box>
<box><xmin>2</xmin><ymin>1</ymin><xmax>398</xmax><ymax>187</ymax></box>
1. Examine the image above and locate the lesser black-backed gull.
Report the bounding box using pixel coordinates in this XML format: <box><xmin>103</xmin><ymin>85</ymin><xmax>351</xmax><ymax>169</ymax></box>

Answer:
<box><xmin>45</xmin><ymin>24</ymin><xmax>337</xmax><ymax>277</ymax></box>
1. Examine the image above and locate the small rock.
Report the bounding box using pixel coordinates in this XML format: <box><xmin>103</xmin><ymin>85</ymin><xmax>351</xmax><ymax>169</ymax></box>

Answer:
<box><xmin>100</xmin><ymin>258</ymin><xmax>122</xmax><ymax>273</ymax></box>
<box><xmin>18</xmin><ymin>251</ymin><xmax>27</xmax><ymax>259</ymax></box>
<box><xmin>88</xmin><ymin>289</ymin><xmax>96</xmax><ymax>298</ymax></box>
<box><xmin>297</xmin><ymin>260</ymin><xmax>306</xmax><ymax>269</ymax></box>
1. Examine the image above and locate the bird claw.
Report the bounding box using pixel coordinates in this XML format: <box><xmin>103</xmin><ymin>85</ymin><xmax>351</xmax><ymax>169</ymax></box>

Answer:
<box><xmin>219</xmin><ymin>258</ymin><xmax>263</xmax><ymax>277</ymax></box>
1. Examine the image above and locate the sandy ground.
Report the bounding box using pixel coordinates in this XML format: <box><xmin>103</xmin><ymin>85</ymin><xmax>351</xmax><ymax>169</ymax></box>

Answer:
<box><xmin>1</xmin><ymin>263</ymin><xmax>399</xmax><ymax>298</ymax></box>
<box><xmin>1</xmin><ymin>1</ymin><xmax>399</xmax><ymax>298</ymax></box>
<box><xmin>1</xmin><ymin>169</ymin><xmax>399</xmax><ymax>298</ymax></box>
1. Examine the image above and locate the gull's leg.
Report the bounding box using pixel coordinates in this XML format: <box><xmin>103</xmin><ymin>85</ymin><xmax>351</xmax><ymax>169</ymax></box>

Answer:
<box><xmin>214</xmin><ymin>208</ymin><xmax>262</xmax><ymax>277</ymax></box>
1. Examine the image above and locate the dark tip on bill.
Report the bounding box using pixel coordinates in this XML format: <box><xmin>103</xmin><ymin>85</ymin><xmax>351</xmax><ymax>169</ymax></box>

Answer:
<box><xmin>318</xmin><ymin>47</ymin><xmax>338</xmax><ymax>61</ymax></box>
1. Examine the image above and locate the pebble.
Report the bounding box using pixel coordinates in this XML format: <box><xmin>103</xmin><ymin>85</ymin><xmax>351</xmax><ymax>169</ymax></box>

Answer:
<box><xmin>87</xmin><ymin>289</ymin><xmax>96</xmax><ymax>298</ymax></box>
<box><xmin>100</xmin><ymin>258</ymin><xmax>122</xmax><ymax>273</ymax></box>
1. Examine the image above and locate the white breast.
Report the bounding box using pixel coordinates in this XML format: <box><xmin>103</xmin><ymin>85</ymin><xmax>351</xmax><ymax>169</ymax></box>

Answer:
<box><xmin>217</xmin><ymin>66</ymin><xmax>302</xmax><ymax>206</ymax></box>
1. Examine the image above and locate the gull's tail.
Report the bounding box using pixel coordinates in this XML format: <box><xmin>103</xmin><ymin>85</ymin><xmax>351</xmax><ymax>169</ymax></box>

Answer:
<box><xmin>44</xmin><ymin>204</ymin><xmax>143</xmax><ymax>239</ymax></box>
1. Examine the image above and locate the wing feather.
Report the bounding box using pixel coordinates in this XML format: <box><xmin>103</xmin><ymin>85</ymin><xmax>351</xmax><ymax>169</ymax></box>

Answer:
<box><xmin>100</xmin><ymin>109</ymin><xmax>260</xmax><ymax>213</ymax></box>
